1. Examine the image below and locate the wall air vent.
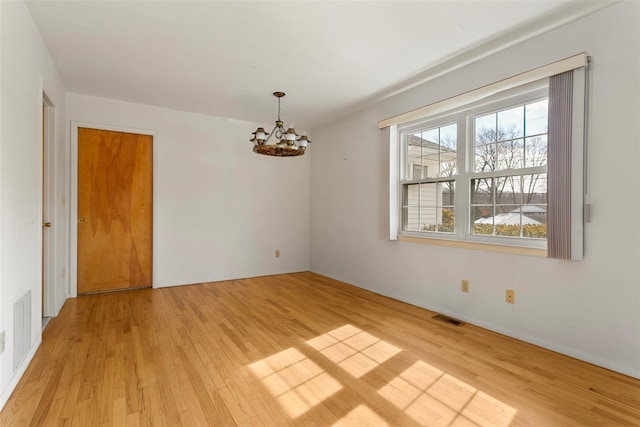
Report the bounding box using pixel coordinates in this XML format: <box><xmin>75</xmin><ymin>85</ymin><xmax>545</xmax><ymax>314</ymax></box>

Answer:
<box><xmin>13</xmin><ymin>290</ymin><xmax>31</xmax><ymax>371</ymax></box>
<box><xmin>433</xmin><ymin>314</ymin><xmax>465</xmax><ymax>326</ymax></box>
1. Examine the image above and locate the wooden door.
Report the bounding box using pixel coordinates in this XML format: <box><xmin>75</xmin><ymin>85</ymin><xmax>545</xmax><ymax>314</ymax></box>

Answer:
<box><xmin>77</xmin><ymin>128</ymin><xmax>153</xmax><ymax>294</ymax></box>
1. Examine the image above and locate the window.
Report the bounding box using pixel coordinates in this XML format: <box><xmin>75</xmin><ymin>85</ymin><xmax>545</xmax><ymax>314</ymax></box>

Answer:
<box><xmin>381</xmin><ymin>53</ymin><xmax>587</xmax><ymax>258</ymax></box>
<box><xmin>399</xmin><ymin>85</ymin><xmax>549</xmax><ymax>247</ymax></box>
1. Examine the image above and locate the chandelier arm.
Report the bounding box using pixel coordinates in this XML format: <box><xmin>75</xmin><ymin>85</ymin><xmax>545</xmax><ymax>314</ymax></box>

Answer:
<box><xmin>264</xmin><ymin>124</ymin><xmax>278</xmax><ymax>144</ymax></box>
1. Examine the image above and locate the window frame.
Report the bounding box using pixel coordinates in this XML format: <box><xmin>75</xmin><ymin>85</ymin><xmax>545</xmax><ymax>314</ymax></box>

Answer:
<box><xmin>398</xmin><ymin>81</ymin><xmax>549</xmax><ymax>250</ymax></box>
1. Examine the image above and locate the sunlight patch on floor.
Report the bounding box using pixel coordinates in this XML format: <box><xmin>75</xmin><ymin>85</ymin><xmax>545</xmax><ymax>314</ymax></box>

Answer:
<box><xmin>249</xmin><ymin>324</ymin><xmax>517</xmax><ymax>425</ymax></box>
<box><xmin>306</xmin><ymin>324</ymin><xmax>402</xmax><ymax>378</ymax></box>
<box><xmin>248</xmin><ymin>347</ymin><xmax>343</xmax><ymax>418</ymax></box>
<box><xmin>331</xmin><ymin>404</ymin><xmax>389</xmax><ymax>427</ymax></box>
<box><xmin>378</xmin><ymin>360</ymin><xmax>517</xmax><ymax>426</ymax></box>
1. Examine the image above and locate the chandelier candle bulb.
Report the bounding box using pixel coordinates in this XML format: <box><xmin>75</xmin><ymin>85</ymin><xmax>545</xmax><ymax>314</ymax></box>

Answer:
<box><xmin>285</xmin><ymin>129</ymin><xmax>297</xmax><ymax>141</ymax></box>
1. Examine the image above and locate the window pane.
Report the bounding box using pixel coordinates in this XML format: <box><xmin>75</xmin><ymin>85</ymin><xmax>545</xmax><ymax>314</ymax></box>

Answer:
<box><xmin>406</xmin><ymin>125</ymin><xmax>458</xmax><ymax>179</ymax></box>
<box><xmin>514</xmin><ymin>204</ymin><xmax>547</xmax><ymax>239</ymax></box>
<box><xmin>439</xmin><ymin>207</ymin><xmax>455</xmax><ymax>232</ymax></box>
<box><xmin>495</xmin><ymin>176</ymin><xmax>521</xmax><ymax>205</ymax></box>
<box><xmin>439</xmin><ymin>156</ymin><xmax>456</xmax><ymax>177</ymax></box>
<box><xmin>422</xmin><ymin>128</ymin><xmax>439</xmax><ymax>144</ymax></box>
<box><xmin>473</xmin><ymin>205</ymin><xmax>493</xmax><ymax>222</ymax></box>
<box><xmin>405</xmin><ymin>134</ymin><xmax>421</xmax><ymax>180</ymax></box>
<box><xmin>473</xmin><ymin>205</ymin><xmax>494</xmax><ymax>235</ymax></box>
<box><xmin>406</xmin><ymin>133</ymin><xmax>433</xmax><ymax>180</ymax></box>
<box><xmin>497</xmin><ymin>106</ymin><xmax>524</xmax><ymax>139</ymax></box>
<box><xmin>440</xmin><ymin>156</ymin><xmax>457</xmax><ymax>177</ymax></box>
<box><xmin>525</xmin><ymin>99</ymin><xmax>548</xmax><ymax>136</ymax></box>
<box><xmin>404</xmin><ymin>183</ymin><xmax>420</xmax><ymax>206</ymax></box>
<box><xmin>522</xmin><ymin>173</ymin><xmax>547</xmax><ymax>205</ymax></box>
<box><xmin>419</xmin><ymin>209</ymin><xmax>438</xmax><ymax>232</ymax></box>
<box><xmin>403</xmin><ymin>181</ymin><xmax>455</xmax><ymax>234</ymax></box>
<box><xmin>411</xmin><ymin>164</ymin><xmax>420</xmax><ymax>180</ymax></box>
<box><xmin>471</xmin><ymin>178</ymin><xmax>493</xmax><ymax>204</ymax></box>
<box><xmin>496</xmin><ymin>204</ymin><xmax>520</xmax><ymax>215</ymax></box>
<box><xmin>524</xmin><ymin>224</ymin><xmax>547</xmax><ymax>238</ymax></box>
<box><xmin>496</xmin><ymin>139</ymin><xmax>524</xmax><ymax>170</ymax></box>
<box><xmin>419</xmin><ymin>208</ymin><xmax>455</xmax><ymax>233</ymax></box>
<box><xmin>403</xmin><ymin>206</ymin><xmax>420</xmax><ymax>231</ymax></box>
<box><xmin>489</xmin><ymin>205</ymin><xmax>521</xmax><ymax>237</ymax></box>
<box><xmin>522</xmin><ymin>204</ymin><xmax>547</xmax><ymax>238</ymax></box>
<box><xmin>403</xmin><ymin>183</ymin><xmax>420</xmax><ymax>231</ymax></box>
<box><xmin>474</xmin><ymin>144</ymin><xmax>496</xmax><ymax>172</ymax></box>
<box><xmin>495</xmin><ymin>210</ymin><xmax>522</xmax><ymax>236</ymax></box>
<box><xmin>525</xmin><ymin>135</ymin><xmax>547</xmax><ymax>168</ymax></box>
<box><xmin>440</xmin><ymin>123</ymin><xmax>457</xmax><ymax>177</ymax></box>
<box><xmin>471</xmin><ymin>174</ymin><xmax>547</xmax><ymax>239</ymax></box>
<box><xmin>411</xmin><ymin>164</ymin><xmax>427</xmax><ymax>180</ymax></box>
<box><xmin>475</xmin><ymin>113</ymin><xmax>496</xmax><ymax>142</ymax></box>
<box><xmin>441</xmin><ymin>124</ymin><xmax>457</xmax><ymax>150</ymax></box>
<box><xmin>418</xmin><ymin>182</ymin><xmax>438</xmax><ymax>210</ymax></box>
<box><xmin>441</xmin><ymin>181</ymin><xmax>455</xmax><ymax>206</ymax></box>
<box><xmin>423</xmin><ymin>152</ymin><xmax>440</xmax><ymax>178</ymax></box>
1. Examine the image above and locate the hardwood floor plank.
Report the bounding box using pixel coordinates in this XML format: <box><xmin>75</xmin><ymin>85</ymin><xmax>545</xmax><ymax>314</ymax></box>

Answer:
<box><xmin>1</xmin><ymin>272</ymin><xmax>639</xmax><ymax>426</ymax></box>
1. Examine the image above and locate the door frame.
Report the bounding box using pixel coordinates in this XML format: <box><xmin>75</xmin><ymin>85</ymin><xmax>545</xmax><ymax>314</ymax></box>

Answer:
<box><xmin>70</xmin><ymin>121</ymin><xmax>157</xmax><ymax>297</ymax></box>
<box><xmin>42</xmin><ymin>94</ymin><xmax>55</xmax><ymax>317</ymax></box>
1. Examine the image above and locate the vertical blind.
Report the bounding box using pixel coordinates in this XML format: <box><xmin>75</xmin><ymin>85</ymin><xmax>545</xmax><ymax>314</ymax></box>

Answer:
<box><xmin>548</xmin><ymin>68</ymin><xmax>587</xmax><ymax>260</ymax></box>
<box><xmin>548</xmin><ymin>72</ymin><xmax>574</xmax><ymax>259</ymax></box>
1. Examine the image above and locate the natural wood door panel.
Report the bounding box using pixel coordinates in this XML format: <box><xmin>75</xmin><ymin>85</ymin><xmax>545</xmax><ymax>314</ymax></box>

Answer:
<box><xmin>77</xmin><ymin>128</ymin><xmax>152</xmax><ymax>293</ymax></box>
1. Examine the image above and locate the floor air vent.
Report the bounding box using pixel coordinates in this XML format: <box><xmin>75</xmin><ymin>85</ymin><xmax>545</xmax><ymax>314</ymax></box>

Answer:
<box><xmin>433</xmin><ymin>314</ymin><xmax>465</xmax><ymax>326</ymax></box>
<box><xmin>14</xmin><ymin>290</ymin><xmax>31</xmax><ymax>371</ymax></box>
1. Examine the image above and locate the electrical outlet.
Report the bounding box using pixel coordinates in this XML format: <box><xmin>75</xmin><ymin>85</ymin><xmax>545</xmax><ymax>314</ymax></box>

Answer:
<box><xmin>0</xmin><ymin>330</ymin><xmax>5</xmax><ymax>354</ymax></box>
<box><xmin>506</xmin><ymin>290</ymin><xmax>515</xmax><ymax>304</ymax></box>
<box><xmin>461</xmin><ymin>280</ymin><xmax>470</xmax><ymax>293</ymax></box>
<box><xmin>275</xmin><ymin>250</ymin><xmax>280</xmax><ymax>258</ymax></box>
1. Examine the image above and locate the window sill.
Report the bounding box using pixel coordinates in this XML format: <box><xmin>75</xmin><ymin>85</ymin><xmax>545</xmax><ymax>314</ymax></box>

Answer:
<box><xmin>397</xmin><ymin>235</ymin><xmax>548</xmax><ymax>257</ymax></box>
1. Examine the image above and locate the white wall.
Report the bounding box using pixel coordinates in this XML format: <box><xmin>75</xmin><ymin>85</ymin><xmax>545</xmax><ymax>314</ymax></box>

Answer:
<box><xmin>0</xmin><ymin>0</ymin><xmax>68</xmax><ymax>410</ymax></box>
<box><xmin>310</xmin><ymin>1</ymin><xmax>640</xmax><ymax>379</ymax></box>
<box><xmin>67</xmin><ymin>94</ymin><xmax>310</xmax><ymax>289</ymax></box>
<box><xmin>1</xmin><ymin>1</ymin><xmax>311</xmax><ymax>408</ymax></box>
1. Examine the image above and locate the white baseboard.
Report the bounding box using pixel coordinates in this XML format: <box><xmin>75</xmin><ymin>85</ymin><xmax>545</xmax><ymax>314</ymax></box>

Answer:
<box><xmin>0</xmin><ymin>337</ymin><xmax>42</xmax><ymax>412</ymax></box>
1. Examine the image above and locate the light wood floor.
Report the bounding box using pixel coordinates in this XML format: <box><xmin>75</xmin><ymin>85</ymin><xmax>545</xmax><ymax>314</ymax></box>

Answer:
<box><xmin>1</xmin><ymin>272</ymin><xmax>639</xmax><ymax>426</ymax></box>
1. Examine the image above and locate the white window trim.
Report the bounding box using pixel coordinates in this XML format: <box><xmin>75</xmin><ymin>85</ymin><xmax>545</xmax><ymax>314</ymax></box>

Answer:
<box><xmin>396</xmin><ymin>235</ymin><xmax>548</xmax><ymax>257</ymax></box>
<box><xmin>378</xmin><ymin>53</ymin><xmax>587</xmax><ymax>129</ymax></box>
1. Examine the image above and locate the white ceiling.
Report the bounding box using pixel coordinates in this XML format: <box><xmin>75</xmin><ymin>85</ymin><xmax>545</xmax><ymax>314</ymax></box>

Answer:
<box><xmin>26</xmin><ymin>1</ymin><xmax>610</xmax><ymax>130</ymax></box>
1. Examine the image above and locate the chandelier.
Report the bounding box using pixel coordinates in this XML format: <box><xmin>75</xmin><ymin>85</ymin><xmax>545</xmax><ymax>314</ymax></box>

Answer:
<box><xmin>250</xmin><ymin>92</ymin><xmax>311</xmax><ymax>157</ymax></box>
